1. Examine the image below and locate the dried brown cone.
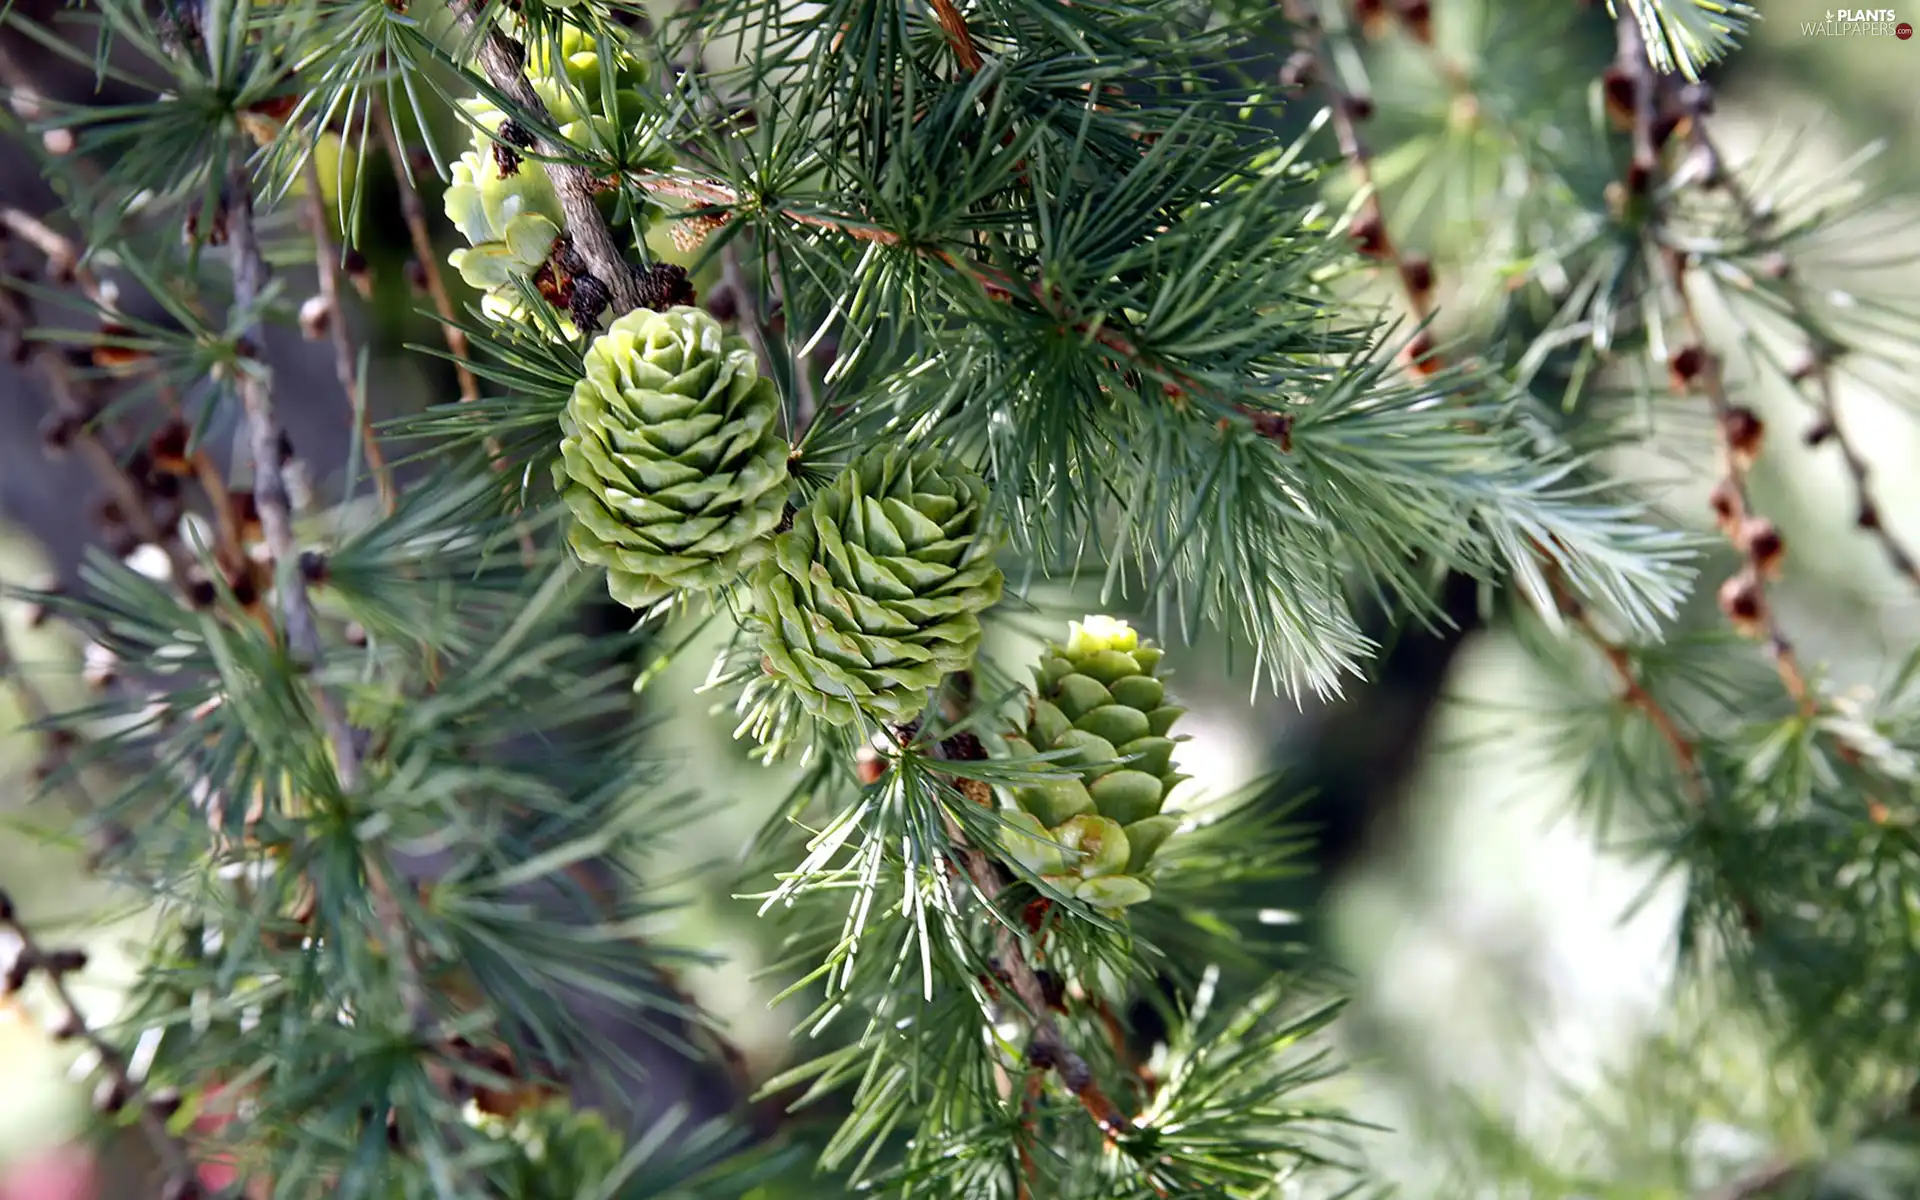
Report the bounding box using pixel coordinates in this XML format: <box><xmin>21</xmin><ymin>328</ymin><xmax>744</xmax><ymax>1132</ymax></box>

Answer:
<box><xmin>1720</xmin><ymin>406</ymin><xmax>1765</xmax><ymax>470</ymax></box>
<box><xmin>1737</xmin><ymin>517</ymin><xmax>1784</xmax><ymax>578</ymax></box>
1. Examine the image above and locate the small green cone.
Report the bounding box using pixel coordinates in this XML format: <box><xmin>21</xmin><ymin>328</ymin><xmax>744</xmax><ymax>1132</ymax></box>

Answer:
<box><xmin>557</xmin><ymin>306</ymin><xmax>791</xmax><ymax>608</ymax></box>
<box><xmin>748</xmin><ymin>447</ymin><xmax>1005</xmax><ymax>727</ymax></box>
<box><xmin>999</xmin><ymin>616</ymin><xmax>1190</xmax><ymax>911</ymax></box>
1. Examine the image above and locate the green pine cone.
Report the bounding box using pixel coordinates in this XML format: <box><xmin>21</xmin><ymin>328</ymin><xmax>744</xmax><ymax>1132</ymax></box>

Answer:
<box><xmin>750</xmin><ymin>448</ymin><xmax>1005</xmax><ymax>727</ymax></box>
<box><xmin>443</xmin><ymin>24</ymin><xmax>672</xmax><ymax>329</ymax></box>
<box><xmin>1000</xmin><ymin>616</ymin><xmax>1189</xmax><ymax>910</ymax></box>
<box><xmin>558</xmin><ymin>306</ymin><xmax>792</xmax><ymax>609</ymax></box>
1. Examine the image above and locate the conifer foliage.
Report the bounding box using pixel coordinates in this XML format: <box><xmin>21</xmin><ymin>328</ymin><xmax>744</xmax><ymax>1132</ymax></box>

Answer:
<box><xmin>0</xmin><ymin>0</ymin><xmax>1915</xmax><ymax>1194</ymax></box>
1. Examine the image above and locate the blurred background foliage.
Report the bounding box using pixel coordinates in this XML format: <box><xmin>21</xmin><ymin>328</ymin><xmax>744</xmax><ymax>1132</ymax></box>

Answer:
<box><xmin>4</xmin><ymin>0</ymin><xmax>1919</xmax><ymax>1193</ymax></box>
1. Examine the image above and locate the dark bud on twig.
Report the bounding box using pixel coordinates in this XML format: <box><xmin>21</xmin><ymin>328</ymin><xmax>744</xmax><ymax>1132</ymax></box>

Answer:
<box><xmin>92</xmin><ymin>322</ymin><xmax>148</xmax><ymax>371</ymax></box>
<box><xmin>343</xmin><ymin>249</ymin><xmax>373</xmax><ymax>300</ymax></box>
<box><xmin>1738</xmin><ymin>517</ymin><xmax>1784</xmax><ymax>578</ymax></box>
<box><xmin>227</xmin><ymin>563</ymin><xmax>262</xmax><ymax>613</ymax></box>
<box><xmin>854</xmin><ymin>748</ymin><xmax>887</xmax><ymax>786</ymax></box>
<box><xmin>0</xmin><ymin>889</ymin><xmax>13</xmax><ymax>921</ymax></box>
<box><xmin>404</xmin><ymin>258</ymin><xmax>430</xmax><ymax>295</ymax></box>
<box><xmin>1401</xmin><ymin>255</ymin><xmax>1435</xmax><ymax>300</ymax></box>
<box><xmin>1350</xmin><ymin>207</ymin><xmax>1389</xmax><ymax>260</ymax></box>
<box><xmin>1340</xmin><ymin>93</ymin><xmax>1375</xmax><ymax>123</ymax></box>
<box><xmin>298</xmin><ymin>550</ymin><xmax>328</xmax><ymax>584</ymax></box>
<box><xmin>276</xmin><ymin>430</ymin><xmax>296</xmax><ymax>467</ymax></box>
<box><xmin>38</xmin><ymin>411</ymin><xmax>82</xmax><ymax>455</ymax></box>
<box><xmin>3</xmin><ymin>957</ymin><xmax>31</xmax><ymax>996</ymax></box>
<box><xmin>569</xmin><ymin>272</ymin><xmax>612</xmax><ymax>332</ymax></box>
<box><xmin>705</xmin><ymin>285</ymin><xmax>739</xmax><ymax>322</ymax></box>
<box><xmin>1035</xmin><ymin>968</ymin><xmax>1068</xmax><ymax>1012</ymax></box>
<box><xmin>229</xmin><ymin>491</ymin><xmax>263</xmax><ymax>541</ymax></box>
<box><xmin>50</xmin><ymin>1012</ymin><xmax>85</xmax><ymax>1041</ymax></box>
<box><xmin>149</xmin><ymin>419</ymin><xmax>193</xmax><ymax>475</ymax></box>
<box><xmin>1354</xmin><ymin>0</ymin><xmax>1390</xmax><ymax>37</ymax></box>
<box><xmin>1395</xmin><ymin>0</ymin><xmax>1432</xmax><ymax>44</ymax></box>
<box><xmin>1402</xmin><ymin>328</ymin><xmax>1440</xmax><ymax>376</ymax></box>
<box><xmin>940</xmin><ymin>731</ymin><xmax>988</xmax><ymax>762</ymax></box>
<box><xmin>1717</xmin><ymin>569</ymin><xmax>1766</xmax><ymax>637</ymax></box>
<box><xmin>1601</xmin><ymin>68</ymin><xmax>1635</xmax><ymax>130</ymax></box>
<box><xmin>1280</xmin><ymin>50</ymin><xmax>1317</xmax><ymax>91</ymax></box>
<box><xmin>1803</xmin><ymin>418</ymin><xmax>1835</xmax><ymax>447</ymax></box>
<box><xmin>92</xmin><ymin>1077</ymin><xmax>131</xmax><ymax>1115</ymax></box>
<box><xmin>1720</xmin><ymin>406</ymin><xmax>1765</xmax><ymax>469</ymax></box>
<box><xmin>1024</xmin><ymin>1038</ymin><xmax>1059</xmax><ymax>1071</ymax></box>
<box><xmin>299</xmin><ymin>294</ymin><xmax>332</xmax><ymax>341</ymax></box>
<box><xmin>1858</xmin><ymin>502</ymin><xmax>1882</xmax><ymax>531</ymax></box>
<box><xmin>494</xmin><ymin>119</ymin><xmax>535</xmax><ymax>178</ymax></box>
<box><xmin>147</xmin><ymin>1088</ymin><xmax>184</xmax><ymax>1121</ymax></box>
<box><xmin>186</xmin><ymin>577</ymin><xmax>218</xmax><ymax>610</ymax></box>
<box><xmin>636</xmin><ymin>262</ymin><xmax>696</xmax><ymax>311</ymax></box>
<box><xmin>1668</xmin><ymin>345</ymin><xmax>1706</xmax><ymax>390</ymax></box>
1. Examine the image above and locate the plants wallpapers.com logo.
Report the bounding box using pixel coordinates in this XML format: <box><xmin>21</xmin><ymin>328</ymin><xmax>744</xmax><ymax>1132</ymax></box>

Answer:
<box><xmin>1803</xmin><ymin>7</ymin><xmax>1914</xmax><ymax>35</ymax></box>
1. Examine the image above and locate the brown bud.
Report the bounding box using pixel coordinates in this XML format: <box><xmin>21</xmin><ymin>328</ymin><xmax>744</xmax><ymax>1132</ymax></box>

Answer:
<box><xmin>93</xmin><ymin>1077</ymin><xmax>131</xmax><ymax>1115</ymax></box>
<box><xmin>1341</xmin><ymin>93</ymin><xmax>1375</xmax><ymax>122</ymax></box>
<box><xmin>1737</xmin><ymin>517</ymin><xmax>1784</xmax><ymax>577</ymax></box>
<box><xmin>1858</xmin><ymin>502</ymin><xmax>1881</xmax><ymax>531</ymax></box>
<box><xmin>1717</xmin><ymin>569</ymin><xmax>1766</xmax><ymax>638</ymax></box>
<box><xmin>1400</xmin><ymin>255</ymin><xmax>1434</xmax><ymax>300</ymax></box>
<box><xmin>1402</xmin><ymin>328</ymin><xmax>1441</xmax><ymax>376</ymax></box>
<box><xmin>1601</xmin><ymin>67</ymin><xmax>1635</xmax><ymax>130</ymax></box>
<box><xmin>1350</xmin><ymin>208</ymin><xmax>1389</xmax><ymax>260</ymax></box>
<box><xmin>186</xmin><ymin>577</ymin><xmax>218</xmax><ymax>609</ymax></box>
<box><xmin>1668</xmin><ymin>345</ymin><xmax>1706</xmax><ymax>391</ymax></box>
<box><xmin>148</xmin><ymin>419</ymin><xmax>193</xmax><ymax>475</ymax></box>
<box><xmin>343</xmin><ymin>249</ymin><xmax>373</xmax><ymax>300</ymax></box>
<box><xmin>1803</xmin><ymin>418</ymin><xmax>1834</xmax><ymax>447</ymax></box>
<box><xmin>1280</xmin><ymin>49</ymin><xmax>1316</xmax><ymax>91</ymax></box>
<box><xmin>1720</xmin><ymin>406</ymin><xmax>1764</xmax><ymax>469</ymax></box>
<box><xmin>0</xmin><ymin>889</ymin><xmax>12</xmax><ymax>921</ymax></box>
<box><xmin>3</xmin><ymin>956</ymin><xmax>31</xmax><ymax>996</ymax></box>
<box><xmin>38</xmin><ymin>411</ymin><xmax>83</xmax><ymax>454</ymax></box>
<box><xmin>147</xmin><ymin>1088</ymin><xmax>184</xmax><ymax>1121</ymax></box>
<box><xmin>229</xmin><ymin>491</ymin><xmax>263</xmax><ymax>541</ymax></box>
<box><xmin>298</xmin><ymin>550</ymin><xmax>328</xmax><ymax>584</ymax></box>
<box><xmin>50</xmin><ymin>1012</ymin><xmax>85</xmax><ymax>1041</ymax></box>
<box><xmin>92</xmin><ymin>322</ymin><xmax>149</xmax><ymax>371</ymax></box>
<box><xmin>854</xmin><ymin>749</ymin><xmax>887</xmax><ymax>787</ymax></box>
<box><xmin>1396</xmin><ymin>0</ymin><xmax>1432</xmax><ymax>43</ymax></box>
<box><xmin>1354</xmin><ymin>0</ymin><xmax>1390</xmax><ymax>37</ymax></box>
<box><xmin>403</xmin><ymin>257</ymin><xmax>430</xmax><ymax>294</ymax></box>
<box><xmin>299</xmin><ymin>294</ymin><xmax>332</xmax><ymax>340</ymax></box>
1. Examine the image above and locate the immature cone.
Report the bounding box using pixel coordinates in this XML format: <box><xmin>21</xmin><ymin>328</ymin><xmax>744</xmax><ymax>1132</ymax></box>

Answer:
<box><xmin>558</xmin><ymin>306</ymin><xmax>791</xmax><ymax>608</ymax></box>
<box><xmin>751</xmin><ymin>448</ymin><xmax>1004</xmax><ymax>726</ymax></box>
<box><xmin>1000</xmin><ymin>616</ymin><xmax>1188</xmax><ymax>910</ymax></box>
<box><xmin>442</xmin><ymin>24</ymin><xmax>672</xmax><ymax>328</ymax></box>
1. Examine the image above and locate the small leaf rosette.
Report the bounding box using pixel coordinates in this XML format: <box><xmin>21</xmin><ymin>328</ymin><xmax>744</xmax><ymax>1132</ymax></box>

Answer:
<box><xmin>558</xmin><ymin>306</ymin><xmax>791</xmax><ymax>609</ymax></box>
<box><xmin>750</xmin><ymin>448</ymin><xmax>1005</xmax><ymax>726</ymax></box>
<box><xmin>999</xmin><ymin>616</ymin><xmax>1189</xmax><ymax>910</ymax></box>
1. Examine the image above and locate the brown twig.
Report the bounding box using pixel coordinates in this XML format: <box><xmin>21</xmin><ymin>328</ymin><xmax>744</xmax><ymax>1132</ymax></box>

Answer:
<box><xmin>1681</xmin><ymin>125</ymin><xmax>1920</xmax><ymax>596</ymax></box>
<box><xmin>1543</xmin><ymin>563</ymin><xmax>1702</xmax><ymax>789</ymax></box>
<box><xmin>445</xmin><ymin>2</ymin><xmax>648</xmax><ymax>314</ymax></box>
<box><xmin>1277</xmin><ymin>0</ymin><xmax>1443</xmax><ymax>375</ymax></box>
<box><xmin>1612</xmin><ymin>13</ymin><xmax>1814</xmax><ymax>717</ymax></box>
<box><xmin>370</xmin><ymin>104</ymin><xmax>482</xmax><ymax>406</ymax></box>
<box><xmin>0</xmin><ymin>893</ymin><xmax>202</xmax><ymax>1195</ymax></box>
<box><xmin>922</xmin><ymin>731</ymin><xmax>1139</xmax><ymax>1150</ymax></box>
<box><xmin>928</xmin><ymin>0</ymin><xmax>985</xmax><ymax>74</ymax></box>
<box><xmin>222</xmin><ymin>166</ymin><xmax>433</xmax><ymax>1033</ymax></box>
<box><xmin>302</xmin><ymin>157</ymin><xmax>394</xmax><ymax>515</ymax></box>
